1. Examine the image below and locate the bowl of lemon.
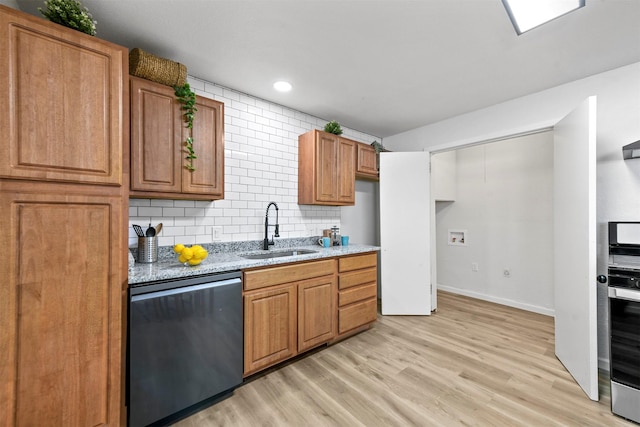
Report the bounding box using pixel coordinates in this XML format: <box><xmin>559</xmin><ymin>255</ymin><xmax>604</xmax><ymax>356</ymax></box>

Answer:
<box><xmin>173</xmin><ymin>244</ymin><xmax>208</xmax><ymax>266</ymax></box>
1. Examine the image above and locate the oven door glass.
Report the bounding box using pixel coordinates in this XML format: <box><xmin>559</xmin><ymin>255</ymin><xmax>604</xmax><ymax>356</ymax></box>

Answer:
<box><xmin>610</xmin><ymin>296</ymin><xmax>640</xmax><ymax>388</ymax></box>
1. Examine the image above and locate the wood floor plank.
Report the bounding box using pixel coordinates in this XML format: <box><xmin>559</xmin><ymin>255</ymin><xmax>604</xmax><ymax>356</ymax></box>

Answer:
<box><xmin>173</xmin><ymin>291</ymin><xmax>633</xmax><ymax>426</ymax></box>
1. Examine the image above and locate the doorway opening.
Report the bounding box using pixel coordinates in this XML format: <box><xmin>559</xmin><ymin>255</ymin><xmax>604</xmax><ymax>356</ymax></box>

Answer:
<box><xmin>431</xmin><ymin>129</ymin><xmax>555</xmax><ymax>316</ymax></box>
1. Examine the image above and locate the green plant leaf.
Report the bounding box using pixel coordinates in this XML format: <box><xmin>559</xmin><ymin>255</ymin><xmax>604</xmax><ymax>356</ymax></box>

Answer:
<box><xmin>174</xmin><ymin>83</ymin><xmax>197</xmax><ymax>172</ymax></box>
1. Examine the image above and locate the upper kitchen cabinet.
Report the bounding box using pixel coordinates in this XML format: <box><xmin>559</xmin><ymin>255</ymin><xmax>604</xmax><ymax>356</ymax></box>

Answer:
<box><xmin>355</xmin><ymin>142</ymin><xmax>379</xmax><ymax>180</ymax></box>
<box><xmin>130</xmin><ymin>76</ymin><xmax>224</xmax><ymax>200</ymax></box>
<box><xmin>0</xmin><ymin>5</ymin><xmax>126</xmax><ymax>186</ymax></box>
<box><xmin>431</xmin><ymin>150</ymin><xmax>457</xmax><ymax>201</ymax></box>
<box><xmin>298</xmin><ymin>130</ymin><xmax>355</xmax><ymax>206</ymax></box>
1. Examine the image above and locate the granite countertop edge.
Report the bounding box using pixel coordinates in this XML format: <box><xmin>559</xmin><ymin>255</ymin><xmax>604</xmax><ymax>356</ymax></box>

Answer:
<box><xmin>129</xmin><ymin>242</ymin><xmax>380</xmax><ymax>286</ymax></box>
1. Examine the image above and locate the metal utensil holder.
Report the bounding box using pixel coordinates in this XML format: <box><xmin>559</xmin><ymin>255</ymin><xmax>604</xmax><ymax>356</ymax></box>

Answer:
<box><xmin>137</xmin><ymin>236</ymin><xmax>158</xmax><ymax>263</ymax></box>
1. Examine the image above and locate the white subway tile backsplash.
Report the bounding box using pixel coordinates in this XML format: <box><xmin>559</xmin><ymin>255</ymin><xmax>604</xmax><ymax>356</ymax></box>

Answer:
<box><xmin>184</xmin><ymin>208</ymin><xmax>206</xmax><ymax>217</ymax></box>
<box><xmin>215</xmin><ymin>216</ymin><xmax>232</xmax><ymax>226</ymax></box>
<box><xmin>128</xmin><ymin>75</ymin><xmax>379</xmax><ymax>248</ymax></box>
<box><xmin>161</xmin><ymin>207</ymin><xmax>185</xmax><ymax>216</ymax></box>
<box><xmin>174</xmin><ymin>217</ymin><xmax>196</xmax><ymax>226</ymax></box>
<box><xmin>138</xmin><ymin>207</ymin><xmax>163</xmax><ymax>217</ymax></box>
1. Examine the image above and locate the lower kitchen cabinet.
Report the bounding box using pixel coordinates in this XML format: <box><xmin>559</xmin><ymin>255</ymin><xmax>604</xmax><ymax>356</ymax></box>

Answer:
<box><xmin>336</xmin><ymin>252</ymin><xmax>378</xmax><ymax>340</ymax></box>
<box><xmin>0</xmin><ymin>181</ymin><xmax>127</xmax><ymax>426</ymax></box>
<box><xmin>243</xmin><ymin>284</ymin><xmax>297</xmax><ymax>375</ymax></box>
<box><xmin>243</xmin><ymin>260</ymin><xmax>336</xmax><ymax>376</ymax></box>
<box><xmin>298</xmin><ymin>276</ymin><xmax>336</xmax><ymax>352</ymax></box>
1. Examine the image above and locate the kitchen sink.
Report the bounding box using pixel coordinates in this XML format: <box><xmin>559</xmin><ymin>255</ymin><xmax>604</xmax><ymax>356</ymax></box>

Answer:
<box><xmin>239</xmin><ymin>249</ymin><xmax>317</xmax><ymax>260</ymax></box>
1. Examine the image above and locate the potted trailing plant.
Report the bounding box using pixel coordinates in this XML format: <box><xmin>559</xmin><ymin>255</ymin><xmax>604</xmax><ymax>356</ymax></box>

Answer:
<box><xmin>324</xmin><ymin>120</ymin><xmax>343</xmax><ymax>135</ymax></box>
<box><xmin>174</xmin><ymin>83</ymin><xmax>198</xmax><ymax>171</ymax></box>
<box><xmin>39</xmin><ymin>0</ymin><xmax>97</xmax><ymax>36</ymax></box>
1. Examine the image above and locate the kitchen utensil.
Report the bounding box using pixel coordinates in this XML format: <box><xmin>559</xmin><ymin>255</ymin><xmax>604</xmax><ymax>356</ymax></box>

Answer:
<box><xmin>155</xmin><ymin>223</ymin><xmax>163</xmax><ymax>235</ymax></box>
<box><xmin>145</xmin><ymin>223</ymin><xmax>156</xmax><ymax>237</ymax></box>
<box><xmin>133</xmin><ymin>224</ymin><xmax>145</xmax><ymax>237</ymax></box>
<box><xmin>137</xmin><ymin>236</ymin><xmax>158</xmax><ymax>263</ymax></box>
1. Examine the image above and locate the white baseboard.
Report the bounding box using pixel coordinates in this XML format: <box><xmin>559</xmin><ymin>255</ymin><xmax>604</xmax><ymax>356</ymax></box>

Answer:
<box><xmin>437</xmin><ymin>284</ymin><xmax>555</xmax><ymax>317</ymax></box>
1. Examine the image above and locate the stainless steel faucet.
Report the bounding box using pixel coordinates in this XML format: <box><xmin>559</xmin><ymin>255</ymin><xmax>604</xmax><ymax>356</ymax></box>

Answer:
<box><xmin>263</xmin><ymin>202</ymin><xmax>280</xmax><ymax>250</ymax></box>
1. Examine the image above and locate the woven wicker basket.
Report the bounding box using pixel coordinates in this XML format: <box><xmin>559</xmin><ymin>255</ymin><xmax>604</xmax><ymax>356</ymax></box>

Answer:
<box><xmin>129</xmin><ymin>48</ymin><xmax>187</xmax><ymax>87</ymax></box>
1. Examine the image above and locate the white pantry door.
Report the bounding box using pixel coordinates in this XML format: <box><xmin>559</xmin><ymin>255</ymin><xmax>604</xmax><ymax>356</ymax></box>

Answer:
<box><xmin>553</xmin><ymin>96</ymin><xmax>598</xmax><ymax>400</ymax></box>
<box><xmin>379</xmin><ymin>152</ymin><xmax>431</xmax><ymax>315</ymax></box>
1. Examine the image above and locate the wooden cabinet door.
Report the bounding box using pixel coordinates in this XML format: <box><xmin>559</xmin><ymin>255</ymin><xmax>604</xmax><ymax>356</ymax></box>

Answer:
<box><xmin>0</xmin><ymin>183</ymin><xmax>126</xmax><ymax>427</ymax></box>
<box><xmin>337</xmin><ymin>138</ymin><xmax>355</xmax><ymax>203</ymax></box>
<box><xmin>182</xmin><ymin>95</ymin><xmax>224</xmax><ymax>197</ymax></box>
<box><xmin>298</xmin><ymin>275</ymin><xmax>336</xmax><ymax>352</ymax></box>
<box><xmin>244</xmin><ymin>285</ymin><xmax>297</xmax><ymax>376</ymax></box>
<box><xmin>298</xmin><ymin>130</ymin><xmax>356</xmax><ymax>206</ymax></box>
<box><xmin>0</xmin><ymin>6</ymin><xmax>126</xmax><ymax>186</ymax></box>
<box><xmin>130</xmin><ymin>76</ymin><xmax>182</xmax><ymax>193</ymax></box>
<box><xmin>315</xmin><ymin>132</ymin><xmax>339</xmax><ymax>202</ymax></box>
<box><xmin>356</xmin><ymin>142</ymin><xmax>379</xmax><ymax>179</ymax></box>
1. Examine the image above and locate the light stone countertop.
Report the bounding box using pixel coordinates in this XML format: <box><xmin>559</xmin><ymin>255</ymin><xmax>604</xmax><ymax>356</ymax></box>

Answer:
<box><xmin>129</xmin><ymin>240</ymin><xmax>380</xmax><ymax>286</ymax></box>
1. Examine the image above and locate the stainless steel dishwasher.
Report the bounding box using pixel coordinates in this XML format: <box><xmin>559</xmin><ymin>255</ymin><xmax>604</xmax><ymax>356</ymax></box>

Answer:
<box><xmin>128</xmin><ymin>271</ymin><xmax>243</xmax><ymax>427</ymax></box>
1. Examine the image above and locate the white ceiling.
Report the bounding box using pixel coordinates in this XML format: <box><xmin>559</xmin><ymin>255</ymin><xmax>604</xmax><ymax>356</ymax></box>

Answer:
<box><xmin>15</xmin><ymin>0</ymin><xmax>640</xmax><ymax>138</ymax></box>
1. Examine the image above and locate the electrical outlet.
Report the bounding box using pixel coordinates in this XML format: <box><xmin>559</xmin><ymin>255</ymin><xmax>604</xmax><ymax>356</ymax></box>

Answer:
<box><xmin>212</xmin><ymin>226</ymin><xmax>222</xmax><ymax>241</ymax></box>
<box><xmin>503</xmin><ymin>268</ymin><xmax>511</xmax><ymax>278</ymax></box>
<box><xmin>472</xmin><ymin>262</ymin><xmax>479</xmax><ymax>272</ymax></box>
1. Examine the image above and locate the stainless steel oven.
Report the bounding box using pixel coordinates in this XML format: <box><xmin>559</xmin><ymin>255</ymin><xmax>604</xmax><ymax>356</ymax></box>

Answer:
<box><xmin>608</xmin><ymin>222</ymin><xmax>640</xmax><ymax>423</ymax></box>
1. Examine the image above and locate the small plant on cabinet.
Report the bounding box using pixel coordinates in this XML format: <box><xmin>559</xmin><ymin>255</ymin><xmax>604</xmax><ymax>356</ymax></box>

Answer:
<box><xmin>324</xmin><ymin>120</ymin><xmax>343</xmax><ymax>135</ymax></box>
<box><xmin>39</xmin><ymin>0</ymin><xmax>97</xmax><ymax>36</ymax></box>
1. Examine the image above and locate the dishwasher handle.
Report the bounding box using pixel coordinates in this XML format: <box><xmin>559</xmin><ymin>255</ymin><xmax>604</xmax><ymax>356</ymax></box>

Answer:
<box><xmin>609</xmin><ymin>286</ymin><xmax>640</xmax><ymax>302</ymax></box>
<box><xmin>131</xmin><ymin>277</ymin><xmax>241</xmax><ymax>302</ymax></box>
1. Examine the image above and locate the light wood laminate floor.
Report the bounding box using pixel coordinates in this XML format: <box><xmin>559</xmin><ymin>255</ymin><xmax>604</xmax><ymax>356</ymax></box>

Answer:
<box><xmin>175</xmin><ymin>291</ymin><xmax>633</xmax><ymax>426</ymax></box>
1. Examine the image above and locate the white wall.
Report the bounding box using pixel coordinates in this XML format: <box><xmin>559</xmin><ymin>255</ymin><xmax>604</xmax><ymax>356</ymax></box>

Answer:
<box><xmin>436</xmin><ymin>132</ymin><xmax>554</xmax><ymax>315</ymax></box>
<box><xmin>384</xmin><ymin>62</ymin><xmax>640</xmax><ymax>369</ymax></box>
<box><xmin>129</xmin><ymin>77</ymin><xmax>380</xmax><ymax>248</ymax></box>
<box><xmin>0</xmin><ymin>0</ymin><xmax>19</xmax><ymax>9</ymax></box>
<box><xmin>341</xmin><ymin>180</ymin><xmax>379</xmax><ymax>246</ymax></box>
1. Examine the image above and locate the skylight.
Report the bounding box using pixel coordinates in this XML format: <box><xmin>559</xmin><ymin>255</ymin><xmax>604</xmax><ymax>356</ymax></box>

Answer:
<box><xmin>502</xmin><ymin>0</ymin><xmax>585</xmax><ymax>34</ymax></box>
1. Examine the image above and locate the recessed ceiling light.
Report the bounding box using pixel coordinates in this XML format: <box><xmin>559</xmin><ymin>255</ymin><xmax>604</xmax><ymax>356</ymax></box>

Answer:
<box><xmin>502</xmin><ymin>0</ymin><xmax>585</xmax><ymax>34</ymax></box>
<box><xmin>273</xmin><ymin>81</ymin><xmax>292</xmax><ymax>92</ymax></box>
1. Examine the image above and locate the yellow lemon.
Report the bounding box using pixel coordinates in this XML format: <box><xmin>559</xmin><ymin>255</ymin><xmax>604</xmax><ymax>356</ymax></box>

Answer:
<box><xmin>188</xmin><ymin>258</ymin><xmax>202</xmax><ymax>266</ymax></box>
<box><xmin>192</xmin><ymin>245</ymin><xmax>204</xmax><ymax>252</ymax></box>
<box><xmin>193</xmin><ymin>248</ymin><xmax>208</xmax><ymax>260</ymax></box>
<box><xmin>173</xmin><ymin>244</ymin><xmax>185</xmax><ymax>254</ymax></box>
<box><xmin>181</xmin><ymin>247</ymin><xmax>194</xmax><ymax>260</ymax></box>
<box><xmin>178</xmin><ymin>254</ymin><xmax>188</xmax><ymax>263</ymax></box>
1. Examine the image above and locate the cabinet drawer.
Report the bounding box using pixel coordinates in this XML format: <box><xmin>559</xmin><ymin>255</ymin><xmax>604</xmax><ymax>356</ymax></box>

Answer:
<box><xmin>338</xmin><ymin>253</ymin><xmax>377</xmax><ymax>272</ymax></box>
<box><xmin>339</xmin><ymin>268</ymin><xmax>376</xmax><ymax>290</ymax></box>
<box><xmin>339</xmin><ymin>283</ymin><xmax>377</xmax><ymax>307</ymax></box>
<box><xmin>244</xmin><ymin>259</ymin><xmax>335</xmax><ymax>290</ymax></box>
<box><xmin>338</xmin><ymin>298</ymin><xmax>377</xmax><ymax>334</ymax></box>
